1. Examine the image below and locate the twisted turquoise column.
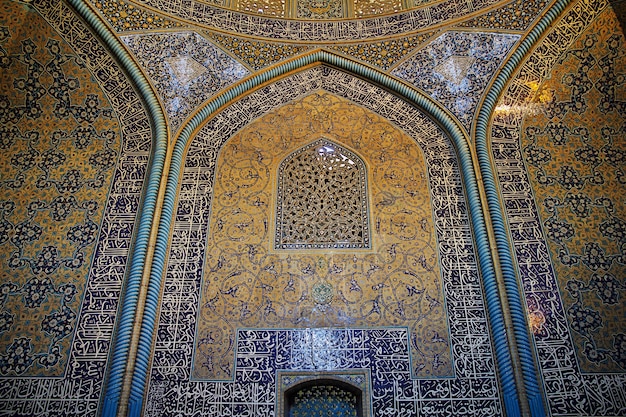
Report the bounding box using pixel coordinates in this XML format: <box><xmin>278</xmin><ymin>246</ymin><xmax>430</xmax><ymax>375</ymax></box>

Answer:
<box><xmin>64</xmin><ymin>1</ymin><xmax>168</xmax><ymax>416</ymax></box>
<box><xmin>474</xmin><ymin>0</ymin><xmax>574</xmax><ymax>416</ymax></box>
<box><xmin>127</xmin><ymin>50</ymin><xmax>522</xmax><ymax>417</ymax></box>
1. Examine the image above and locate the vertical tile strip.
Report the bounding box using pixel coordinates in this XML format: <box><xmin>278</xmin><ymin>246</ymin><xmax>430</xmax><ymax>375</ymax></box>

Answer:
<box><xmin>474</xmin><ymin>0</ymin><xmax>574</xmax><ymax>416</ymax></box>
<box><xmin>63</xmin><ymin>1</ymin><xmax>168</xmax><ymax>416</ymax></box>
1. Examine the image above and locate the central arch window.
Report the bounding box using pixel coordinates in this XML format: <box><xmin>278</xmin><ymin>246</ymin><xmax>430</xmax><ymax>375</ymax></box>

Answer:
<box><xmin>275</xmin><ymin>139</ymin><xmax>370</xmax><ymax>249</ymax></box>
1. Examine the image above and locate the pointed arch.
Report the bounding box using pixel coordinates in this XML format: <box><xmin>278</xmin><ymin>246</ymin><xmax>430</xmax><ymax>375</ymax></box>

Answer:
<box><xmin>60</xmin><ymin>1</ymin><xmax>168</xmax><ymax>417</ymax></box>
<box><xmin>474</xmin><ymin>1</ymin><xmax>575</xmax><ymax>416</ymax></box>
<box><xmin>128</xmin><ymin>50</ymin><xmax>525</xmax><ymax>417</ymax></box>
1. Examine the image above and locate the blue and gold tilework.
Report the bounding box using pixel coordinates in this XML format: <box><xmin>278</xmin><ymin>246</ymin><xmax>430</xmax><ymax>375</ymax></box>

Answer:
<box><xmin>149</xmin><ymin>66</ymin><xmax>501</xmax><ymax>415</ymax></box>
<box><xmin>521</xmin><ymin>9</ymin><xmax>625</xmax><ymax>374</ymax></box>
<box><xmin>457</xmin><ymin>0</ymin><xmax>548</xmax><ymax>30</ymax></box>
<box><xmin>392</xmin><ymin>31</ymin><xmax>520</xmax><ymax>130</ymax></box>
<box><xmin>98</xmin><ymin>0</ymin><xmax>503</xmax><ymax>41</ymax></box>
<box><xmin>122</xmin><ymin>31</ymin><xmax>249</xmax><ymax>133</ymax></box>
<box><xmin>0</xmin><ymin>0</ymin><xmax>152</xmax><ymax>413</ymax></box>
<box><xmin>492</xmin><ymin>1</ymin><xmax>626</xmax><ymax>414</ymax></box>
<box><xmin>0</xmin><ymin>0</ymin><xmax>120</xmax><ymax>377</ymax></box>
<box><xmin>206</xmin><ymin>31</ymin><xmax>311</xmax><ymax>71</ymax></box>
<box><xmin>0</xmin><ymin>0</ymin><xmax>624</xmax><ymax>414</ymax></box>
<box><xmin>94</xmin><ymin>0</ymin><xmax>186</xmax><ymax>32</ymax></box>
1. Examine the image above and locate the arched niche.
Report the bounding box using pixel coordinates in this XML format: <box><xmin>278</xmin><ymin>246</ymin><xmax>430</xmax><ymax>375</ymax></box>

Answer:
<box><xmin>145</xmin><ymin>65</ymin><xmax>502</xmax><ymax>417</ymax></box>
<box><xmin>283</xmin><ymin>378</ymin><xmax>364</xmax><ymax>417</ymax></box>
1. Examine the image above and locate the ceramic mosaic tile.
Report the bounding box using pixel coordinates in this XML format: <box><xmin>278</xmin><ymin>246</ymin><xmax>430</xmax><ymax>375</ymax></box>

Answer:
<box><xmin>127</xmin><ymin>0</ymin><xmax>500</xmax><ymax>41</ymax></box>
<box><xmin>122</xmin><ymin>31</ymin><xmax>249</xmax><ymax>133</ymax></box>
<box><xmin>328</xmin><ymin>32</ymin><xmax>437</xmax><ymax>71</ymax></box>
<box><xmin>192</xmin><ymin>93</ymin><xmax>448</xmax><ymax>379</ymax></box>
<box><xmin>206</xmin><ymin>30</ymin><xmax>436</xmax><ymax>72</ymax></box>
<box><xmin>147</xmin><ymin>66</ymin><xmax>502</xmax><ymax>416</ymax></box>
<box><xmin>205</xmin><ymin>31</ymin><xmax>311</xmax><ymax>71</ymax></box>
<box><xmin>152</xmin><ymin>328</ymin><xmax>498</xmax><ymax>416</ymax></box>
<box><xmin>0</xmin><ymin>0</ymin><xmax>119</xmax><ymax>378</ymax></box>
<box><xmin>239</xmin><ymin>0</ymin><xmax>287</xmax><ymax>17</ymax></box>
<box><xmin>0</xmin><ymin>0</ymin><xmax>151</xmax><ymax>412</ymax></box>
<box><xmin>457</xmin><ymin>0</ymin><xmax>548</xmax><ymax>31</ymax></box>
<box><xmin>392</xmin><ymin>31</ymin><xmax>520</xmax><ymax>131</ymax></box>
<box><xmin>96</xmin><ymin>0</ymin><xmax>186</xmax><ymax>32</ymax></box>
<box><xmin>492</xmin><ymin>1</ymin><xmax>626</xmax><ymax>415</ymax></box>
<box><xmin>297</xmin><ymin>0</ymin><xmax>345</xmax><ymax>18</ymax></box>
<box><xmin>520</xmin><ymin>1</ymin><xmax>626</xmax><ymax>376</ymax></box>
<box><xmin>353</xmin><ymin>0</ymin><xmax>402</xmax><ymax>17</ymax></box>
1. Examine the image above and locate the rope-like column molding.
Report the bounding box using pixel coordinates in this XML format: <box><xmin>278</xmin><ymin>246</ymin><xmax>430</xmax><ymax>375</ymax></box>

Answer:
<box><xmin>127</xmin><ymin>49</ymin><xmax>523</xmax><ymax>417</ymax></box>
<box><xmin>63</xmin><ymin>1</ymin><xmax>168</xmax><ymax>416</ymax></box>
<box><xmin>474</xmin><ymin>0</ymin><xmax>575</xmax><ymax>416</ymax></box>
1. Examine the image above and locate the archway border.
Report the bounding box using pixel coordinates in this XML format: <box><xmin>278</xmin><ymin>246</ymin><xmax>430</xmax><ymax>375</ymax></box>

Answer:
<box><xmin>128</xmin><ymin>50</ymin><xmax>523</xmax><ymax>417</ymax></box>
<box><xmin>58</xmin><ymin>1</ymin><xmax>169</xmax><ymax>416</ymax></box>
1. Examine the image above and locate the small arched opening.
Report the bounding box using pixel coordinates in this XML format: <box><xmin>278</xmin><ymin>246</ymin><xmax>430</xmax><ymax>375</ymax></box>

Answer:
<box><xmin>284</xmin><ymin>378</ymin><xmax>364</xmax><ymax>417</ymax></box>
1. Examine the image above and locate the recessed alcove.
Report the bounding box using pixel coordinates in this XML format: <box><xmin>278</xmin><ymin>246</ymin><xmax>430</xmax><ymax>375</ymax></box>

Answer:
<box><xmin>281</xmin><ymin>375</ymin><xmax>368</xmax><ymax>417</ymax></box>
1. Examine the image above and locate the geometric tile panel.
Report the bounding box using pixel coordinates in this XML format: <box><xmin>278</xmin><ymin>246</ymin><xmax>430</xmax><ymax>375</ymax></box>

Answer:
<box><xmin>0</xmin><ymin>0</ymin><xmax>151</xmax><ymax>413</ymax></box>
<box><xmin>147</xmin><ymin>66</ymin><xmax>503</xmax><ymax>416</ymax></box>
<box><xmin>122</xmin><ymin>31</ymin><xmax>249</xmax><ymax>133</ymax></box>
<box><xmin>392</xmin><ymin>31</ymin><xmax>520</xmax><ymax>131</ymax></box>
<box><xmin>492</xmin><ymin>0</ymin><xmax>626</xmax><ymax>415</ymax></box>
<box><xmin>275</xmin><ymin>139</ymin><xmax>370</xmax><ymax>249</ymax></box>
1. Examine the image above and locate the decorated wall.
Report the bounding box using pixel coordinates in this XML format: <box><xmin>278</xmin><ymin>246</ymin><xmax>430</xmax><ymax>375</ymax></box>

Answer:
<box><xmin>0</xmin><ymin>0</ymin><xmax>623</xmax><ymax>415</ymax></box>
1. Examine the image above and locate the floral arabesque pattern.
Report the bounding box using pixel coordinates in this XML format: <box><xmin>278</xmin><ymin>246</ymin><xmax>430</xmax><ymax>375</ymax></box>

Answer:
<box><xmin>206</xmin><ymin>31</ymin><xmax>311</xmax><ymax>71</ymax></box>
<box><xmin>0</xmin><ymin>9</ymin><xmax>120</xmax><ymax>377</ymax></box>
<box><xmin>122</xmin><ymin>31</ymin><xmax>249</xmax><ymax>133</ymax></box>
<box><xmin>457</xmin><ymin>0</ymin><xmax>548</xmax><ymax>31</ymax></box>
<box><xmin>96</xmin><ymin>0</ymin><xmax>186</xmax><ymax>32</ymax></box>
<box><xmin>521</xmin><ymin>26</ymin><xmax>626</xmax><ymax>373</ymax></box>
<box><xmin>296</xmin><ymin>0</ymin><xmax>345</xmax><ymax>19</ymax></box>
<box><xmin>151</xmin><ymin>65</ymin><xmax>500</xmax><ymax>416</ymax></box>
<box><xmin>193</xmin><ymin>93</ymin><xmax>450</xmax><ymax>380</ymax></box>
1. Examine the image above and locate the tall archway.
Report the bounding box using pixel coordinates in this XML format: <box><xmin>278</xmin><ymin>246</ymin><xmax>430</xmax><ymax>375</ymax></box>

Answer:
<box><xmin>140</xmin><ymin>63</ymin><xmax>510</xmax><ymax>416</ymax></box>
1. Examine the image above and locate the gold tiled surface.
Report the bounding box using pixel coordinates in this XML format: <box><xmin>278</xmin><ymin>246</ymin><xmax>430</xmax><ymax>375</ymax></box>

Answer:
<box><xmin>521</xmin><ymin>8</ymin><xmax>626</xmax><ymax>372</ymax></box>
<box><xmin>193</xmin><ymin>93</ymin><xmax>450</xmax><ymax>379</ymax></box>
<box><xmin>0</xmin><ymin>1</ymin><xmax>120</xmax><ymax>376</ymax></box>
<box><xmin>94</xmin><ymin>0</ymin><xmax>185</xmax><ymax>31</ymax></box>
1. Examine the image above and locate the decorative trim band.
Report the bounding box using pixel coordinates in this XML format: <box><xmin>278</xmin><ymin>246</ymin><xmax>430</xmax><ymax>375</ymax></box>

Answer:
<box><xmin>128</xmin><ymin>0</ymin><xmax>504</xmax><ymax>41</ymax></box>
<box><xmin>474</xmin><ymin>0</ymin><xmax>575</xmax><ymax>416</ymax></box>
<box><xmin>64</xmin><ymin>1</ymin><xmax>168</xmax><ymax>416</ymax></box>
